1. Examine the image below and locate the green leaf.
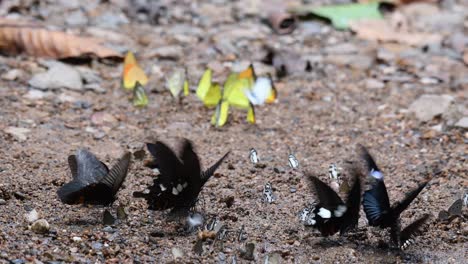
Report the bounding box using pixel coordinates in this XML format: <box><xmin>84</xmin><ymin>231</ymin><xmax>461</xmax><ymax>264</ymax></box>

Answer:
<box><xmin>133</xmin><ymin>82</ymin><xmax>148</xmax><ymax>107</ymax></box>
<box><xmin>290</xmin><ymin>3</ymin><xmax>383</xmax><ymax>30</ymax></box>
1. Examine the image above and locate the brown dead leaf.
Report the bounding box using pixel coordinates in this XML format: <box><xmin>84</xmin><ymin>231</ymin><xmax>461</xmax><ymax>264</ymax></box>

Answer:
<box><xmin>0</xmin><ymin>19</ymin><xmax>122</xmax><ymax>60</ymax></box>
<box><xmin>349</xmin><ymin>19</ymin><xmax>442</xmax><ymax>47</ymax></box>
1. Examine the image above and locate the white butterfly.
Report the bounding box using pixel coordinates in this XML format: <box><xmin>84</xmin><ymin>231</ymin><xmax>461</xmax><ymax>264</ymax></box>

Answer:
<box><xmin>328</xmin><ymin>164</ymin><xmax>340</xmax><ymax>180</ymax></box>
<box><xmin>263</xmin><ymin>182</ymin><xmax>276</xmax><ymax>203</ymax></box>
<box><xmin>288</xmin><ymin>154</ymin><xmax>299</xmax><ymax>169</ymax></box>
<box><xmin>244</xmin><ymin>77</ymin><xmax>272</xmax><ymax>105</ymax></box>
<box><xmin>249</xmin><ymin>148</ymin><xmax>259</xmax><ymax>164</ymax></box>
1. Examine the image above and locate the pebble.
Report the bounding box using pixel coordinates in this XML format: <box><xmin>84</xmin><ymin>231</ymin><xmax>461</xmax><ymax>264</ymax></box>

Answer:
<box><xmin>1</xmin><ymin>69</ymin><xmax>24</xmax><ymax>81</ymax></box>
<box><xmin>103</xmin><ymin>226</ymin><xmax>115</xmax><ymax>233</ymax></box>
<box><xmin>4</xmin><ymin>127</ymin><xmax>31</xmax><ymax>142</ymax></box>
<box><xmin>409</xmin><ymin>94</ymin><xmax>454</xmax><ymax>122</ymax></box>
<box><xmin>25</xmin><ymin>209</ymin><xmax>39</xmax><ymax>223</ymax></box>
<box><xmin>171</xmin><ymin>247</ymin><xmax>184</xmax><ymax>259</ymax></box>
<box><xmin>72</xmin><ymin>236</ymin><xmax>82</xmax><ymax>242</ymax></box>
<box><xmin>149</xmin><ymin>46</ymin><xmax>183</xmax><ymax>60</ymax></box>
<box><xmin>274</xmin><ymin>167</ymin><xmax>285</xmax><ymax>174</ymax></box>
<box><xmin>29</xmin><ymin>63</ymin><xmax>83</xmax><ymax>91</ymax></box>
<box><xmin>0</xmin><ymin>199</ymin><xmax>6</xmax><ymax>205</ymax></box>
<box><xmin>365</xmin><ymin>79</ymin><xmax>385</xmax><ymax>89</ymax></box>
<box><xmin>30</xmin><ymin>219</ymin><xmax>50</xmax><ymax>234</ymax></box>
<box><xmin>454</xmin><ymin>117</ymin><xmax>468</xmax><ymax>129</ymax></box>
<box><xmin>23</xmin><ymin>90</ymin><xmax>47</xmax><ymax>100</ymax></box>
<box><xmin>264</xmin><ymin>252</ymin><xmax>282</xmax><ymax>264</ymax></box>
<box><xmin>92</xmin><ymin>242</ymin><xmax>103</xmax><ymax>250</ymax></box>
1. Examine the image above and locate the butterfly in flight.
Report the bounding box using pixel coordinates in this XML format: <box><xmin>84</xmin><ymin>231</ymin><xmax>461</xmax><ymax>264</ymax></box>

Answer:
<box><xmin>133</xmin><ymin>139</ymin><xmax>229</xmax><ymax>218</ymax></box>
<box><xmin>360</xmin><ymin>146</ymin><xmax>430</xmax><ymax>249</ymax></box>
<box><xmin>438</xmin><ymin>199</ymin><xmax>463</xmax><ymax>222</ymax></box>
<box><xmin>57</xmin><ymin>149</ymin><xmax>131</xmax><ymax>206</ymax></box>
<box><xmin>304</xmin><ymin>167</ymin><xmax>362</xmax><ymax>236</ymax></box>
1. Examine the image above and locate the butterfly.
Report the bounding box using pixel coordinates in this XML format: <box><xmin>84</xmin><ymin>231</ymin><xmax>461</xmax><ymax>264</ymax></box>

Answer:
<box><xmin>122</xmin><ymin>51</ymin><xmax>148</xmax><ymax>90</ymax></box>
<box><xmin>360</xmin><ymin>146</ymin><xmax>430</xmax><ymax>249</ymax></box>
<box><xmin>57</xmin><ymin>149</ymin><xmax>131</xmax><ymax>206</ymax></box>
<box><xmin>305</xmin><ymin>168</ymin><xmax>361</xmax><ymax>236</ymax></box>
<box><xmin>133</xmin><ymin>139</ymin><xmax>230</xmax><ymax>217</ymax></box>
<box><xmin>133</xmin><ymin>81</ymin><xmax>149</xmax><ymax>107</ymax></box>
<box><xmin>167</xmin><ymin>69</ymin><xmax>189</xmax><ymax>98</ymax></box>
<box><xmin>238</xmin><ymin>65</ymin><xmax>277</xmax><ymax>104</ymax></box>
<box><xmin>438</xmin><ymin>199</ymin><xmax>463</xmax><ymax>222</ymax></box>
<box><xmin>328</xmin><ymin>164</ymin><xmax>340</xmax><ymax>180</ymax></box>
<box><xmin>249</xmin><ymin>148</ymin><xmax>259</xmax><ymax>164</ymax></box>
<box><xmin>288</xmin><ymin>154</ymin><xmax>299</xmax><ymax>169</ymax></box>
<box><xmin>263</xmin><ymin>182</ymin><xmax>276</xmax><ymax>203</ymax></box>
<box><xmin>196</xmin><ymin>68</ymin><xmax>222</xmax><ymax>108</ymax></box>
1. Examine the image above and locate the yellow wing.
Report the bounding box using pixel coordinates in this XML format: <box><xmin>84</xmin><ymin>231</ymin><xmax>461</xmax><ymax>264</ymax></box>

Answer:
<box><xmin>246</xmin><ymin>104</ymin><xmax>256</xmax><ymax>124</ymax></box>
<box><xmin>238</xmin><ymin>64</ymin><xmax>256</xmax><ymax>86</ymax></box>
<box><xmin>122</xmin><ymin>51</ymin><xmax>148</xmax><ymax>90</ymax></box>
<box><xmin>265</xmin><ymin>76</ymin><xmax>277</xmax><ymax>103</ymax></box>
<box><xmin>196</xmin><ymin>68</ymin><xmax>212</xmax><ymax>100</ymax></box>
<box><xmin>167</xmin><ymin>70</ymin><xmax>185</xmax><ymax>98</ymax></box>
<box><xmin>132</xmin><ymin>82</ymin><xmax>148</xmax><ymax>107</ymax></box>
<box><xmin>223</xmin><ymin>73</ymin><xmax>251</xmax><ymax>109</ymax></box>
<box><xmin>211</xmin><ymin>100</ymin><xmax>230</xmax><ymax>127</ymax></box>
<box><xmin>183</xmin><ymin>80</ymin><xmax>189</xmax><ymax>96</ymax></box>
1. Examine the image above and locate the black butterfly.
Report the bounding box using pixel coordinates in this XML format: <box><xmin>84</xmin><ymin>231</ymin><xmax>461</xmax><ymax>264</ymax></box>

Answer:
<box><xmin>133</xmin><ymin>139</ymin><xmax>229</xmax><ymax>217</ymax></box>
<box><xmin>361</xmin><ymin>146</ymin><xmax>429</xmax><ymax>249</ymax></box>
<box><xmin>305</xmin><ymin>168</ymin><xmax>362</xmax><ymax>236</ymax></box>
<box><xmin>57</xmin><ymin>149</ymin><xmax>131</xmax><ymax>206</ymax></box>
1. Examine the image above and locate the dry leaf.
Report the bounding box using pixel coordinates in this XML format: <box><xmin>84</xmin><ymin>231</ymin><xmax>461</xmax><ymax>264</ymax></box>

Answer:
<box><xmin>349</xmin><ymin>19</ymin><xmax>442</xmax><ymax>47</ymax></box>
<box><xmin>0</xmin><ymin>19</ymin><xmax>121</xmax><ymax>59</ymax></box>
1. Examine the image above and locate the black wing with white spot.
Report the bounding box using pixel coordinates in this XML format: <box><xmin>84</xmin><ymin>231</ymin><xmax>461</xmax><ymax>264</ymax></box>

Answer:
<box><xmin>400</xmin><ymin>214</ymin><xmax>430</xmax><ymax>250</ymax></box>
<box><xmin>359</xmin><ymin>145</ymin><xmax>383</xmax><ymax>179</ymax></box>
<box><xmin>362</xmin><ymin>180</ymin><xmax>391</xmax><ymax>227</ymax></box>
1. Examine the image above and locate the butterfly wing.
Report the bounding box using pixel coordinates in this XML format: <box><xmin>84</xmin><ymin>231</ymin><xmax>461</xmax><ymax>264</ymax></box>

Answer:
<box><xmin>359</xmin><ymin>145</ymin><xmax>383</xmax><ymax>180</ymax></box>
<box><xmin>201</xmin><ymin>151</ymin><xmax>230</xmax><ymax>184</ymax></box>
<box><xmin>362</xmin><ymin>179</ymin><xmax>391</xmax><ymax>227</ymax></box>
<box><xmin>246</xmin><ymin>104</ymin><xmax>256</xmax><ymax>124</ymax></box>
<box><xmin>180</xmin><ymin>140</ymin><xmax>202</xmax><ymax>202</ymax></box>
<box><xmin>68</xmin><ymin>155</ymin><xmax>78</xmax><ymax>178</ymax></box>
<box><xmin>265</xmin><ymin>75</ymin><xmax>277</xmax><ymax>104</ymax></box>
<box><xmin>400</xmin><ymin>214</ymin><xmax>430</xmax><ymax>250</ymax></box>
<box><xmin>223</xmin><ymin>73</ymin><xmax>251</xmax><ymax>109</ymax></box>
<box><xmin>196</xmin><ymin>68</ymin><xmax>212</xmax><ymax>102</ymax></box>
<box><xmin>340</xmin><ymin>169</ymin><xmax>362</xmax><ymax>235</ymax></box>
<box><xmin>122</xmin><ymin>51</ymin><xmax>148</xmax><ymax>90</ymax></box>
<box><xmin>132</xmin><ymin>82</ymin><xmax>149</xmax><ymax>107</ymax></box>
<box><xmin>307</xmin><ymin>175</ymin><xmax>345</xmax><ymax>236</ymax></box>
<box><xmin>244</xmin><ymin>77</ymin><xmax>272</xmax><ymax>106</ymax></box>
<box><xmin>447</xmin><ymin>199</ymin><xmax>463</xmax><ymax>217</ymax></box>
<box><xmin>204</xmin><ymin>83</ymin><xmax>222</xmax><ymax>108</ymax></box>
<box><xmin>211</xmin><ymin>100</ymin><xmax>230</xmax><ymax>127</ymax></box>
<box><xmin>100</xmin><ymin>152</ymin><xmax>131</xmax><ymax>195</ymax></box>
<box><xmin>167</xmin><ymin>69</ymin><xmax>185</xmax><ymax>98</ymax></box>
<box><xmin>392</xmin><ymin>180</ymin><xmax>429</xmax><ymax>217</ymax></box>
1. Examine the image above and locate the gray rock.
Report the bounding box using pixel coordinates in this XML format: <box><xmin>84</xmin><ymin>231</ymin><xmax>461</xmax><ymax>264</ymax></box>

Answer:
<box><xmin>29</xmin><ymin>63</ymin><xmax>83</xmax><ymax>91</ymax></box>
<box><xmin>93</xmin><ymin>11</ymin><xmax>129</xmax><ymax>29</ymax></box>
<box><xmin>409</xmin><ymin>94</ymin><xmax>454</xmax><ymax>122</ymax></box>
<box><xmin>0</xmin><ymin>199</ymin><xmax>6</xmax><ymax>205</ymax></box>
<box><xmin>264</xmin><ymin>252</ymin><xmax>282</xmax><ymax>264</ymax></box>
<box><xmin>365</xmin><ymin>79</ymin><xmax>385</xmax><ymax>89</ymax></box>
<box><xmin>454</xmin><ymin>117</ymin><xmax>468</xmax><ymax>128</ymax></box>
<box><xmin>149</xmin><ymin>46</ymin><xmax>183</xmax><ymax>60</ymax></box>
<box><xmin>171</xmin><ymin>247</ymin><xmax>184</xmax><ymax>259</ymax></box>
<box><xmin>324</xmin><ymin>43</ymin><xmax>358</xmax><ymax>54</ymax></box>
<box><xmin>23</xmin><ymin>90</ymin><xmax>47</xmax><ymax>100</ymax></box>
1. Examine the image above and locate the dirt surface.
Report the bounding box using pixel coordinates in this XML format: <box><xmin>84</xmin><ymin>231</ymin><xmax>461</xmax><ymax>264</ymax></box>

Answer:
<box><xmin>0</xmin><ymin>0</ymin><xmax>467</xmax><ymax>263</ymax></box>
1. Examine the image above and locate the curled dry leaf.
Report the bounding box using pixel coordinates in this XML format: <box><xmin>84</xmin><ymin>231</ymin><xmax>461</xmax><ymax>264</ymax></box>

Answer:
<box><xmin>0</xmin><ymin>19</ymin><xmax>122</xmax><ymax>60</ymax></box>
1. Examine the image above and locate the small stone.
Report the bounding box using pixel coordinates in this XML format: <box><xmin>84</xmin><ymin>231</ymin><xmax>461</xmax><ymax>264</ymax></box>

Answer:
<box><xmin>30</xmin><ymin>219</ymin><xmax>50</xmax><ymax>234</ymax></box>
<box><xmin>409</xmin><ymin>94</ymin><xmax>454</xmax><ymax>122</ymax></box>
<box><xmin>72</xmin><ymin>236</ymin><xmax>82</xmax><ymax>242</ymax></box>
<box><xmin>171</xmin><ymin>247</ymin><xmax>184</xmax><ymax>259</ymax></box>
<box><xmin>103</xmin><ymin>226</ymin><xmax>114</xmax><ymax>233</ymax></box>
<box><xmin>91</xmin><ymin>242</ymin><xmax>103</xmax><ymax>250</ymax></box>
<box><xmin>149</xmin><ymin>46</ymin><xmax>183</xmax><ymax>60</ymax></box>
<box><xmin>290</xmin><ymin>187</ymin><xmax>297</xmax><ymax>193</ymax></box>
<box><xmin>264</xmin><ymin>252</ymin><xmax>282</xmax><ymax>264</ymax></box>
<box><xmin>23</xmin><ymin>90</ymin><xmax>46</xmax><ymax>100</ymax></box>
<box><xmin>29</xmin><ymin>63</ymin><xmax>83</xmax><ymax>91</ymax></box>
<box><xmin>273</xmin><ymin>167</ymin><xmax>285</xmax><ymax>174</ymax></box>
<box><xmin>91</xmin><ymin>112</ymin><xmax>117</xmax><ymax>126</ymax></box>
<box><xmin>365</xmin><ymin>79</ymin><xmax>385</xmax><ymax>89</ymax></box>
<box><xmin>454</xmin><ymin>117</ymin><xmax>468</xmax><ymax>129</ymax></box>
<box><xmin>0</xmin><ymin>199</ymin><xmax>6</xmax><ymax>205</ymax></box>
<box><xmin>25</xmin><ymin>209</ymin><xmax>39</xmax><ymax>223</ymax></box>
<box><xmin>240</xmin><ymin>242</ymin><xmax>255</xmax><ymax>261</ymax></box>
<box><xmin>4</xmin><ymin>127</ymin><xmax>31</xmax><ymax>142</ymax></box>
<box><xmin>1</xmin><ymin>69</ymin><xmax>24</xmax><ymax>81</ymax></box>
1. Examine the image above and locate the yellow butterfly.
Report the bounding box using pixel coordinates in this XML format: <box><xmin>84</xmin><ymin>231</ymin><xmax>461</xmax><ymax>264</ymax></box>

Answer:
<box><xmin>211</xmin><ymin>100</ymin><xmax>230</xmax><ymax>127</ymax></box>
<box><xmin>133</xmin><ymin>82</ymin><xmax>148</xmax><ymax>107</ymax></box>
<box><xmin>238</xmin><ymin>64</ymin><xmax>277</xmax><ymax>104</ymax></box>
<box><xmin>122</xmin><ymin>51</ymin><xmax>148</xmax><ymax>91</ymax></box>
<box><xmin>196</xmin><ymin>68</ymin><xmax>222</xmax><ymax>108</ymax></box>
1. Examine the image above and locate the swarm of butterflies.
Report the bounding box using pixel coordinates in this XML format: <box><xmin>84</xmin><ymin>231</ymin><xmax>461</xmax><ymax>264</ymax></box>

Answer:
<box><xmin>53</xmin><ymin>138</ymin><xmax>466</xmax><ymax>255</ymax></box>
<box><xmin>121</xmin><ymin>51</ymin><xmax>277</xmax><ymax>127</ymax></box>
